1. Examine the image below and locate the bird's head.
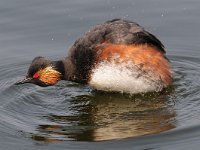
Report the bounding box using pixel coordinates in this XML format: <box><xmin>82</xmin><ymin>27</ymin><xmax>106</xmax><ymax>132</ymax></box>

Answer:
<box><xmin>16</xmin><ymin>57</ymin><xmax>63</xmax><ymax>86</ymax></box>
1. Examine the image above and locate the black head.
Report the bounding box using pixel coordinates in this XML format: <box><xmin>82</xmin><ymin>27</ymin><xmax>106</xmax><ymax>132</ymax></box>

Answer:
<box><xmin>16</xmin><ymin>57</ymin><xmax>63</xmax><ymax>86</ymax></box>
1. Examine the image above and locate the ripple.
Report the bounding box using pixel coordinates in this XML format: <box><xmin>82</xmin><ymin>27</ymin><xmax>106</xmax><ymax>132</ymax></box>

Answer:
<box><xmin>1</xmin><ymin>54</ymin><xmax>200</xmax><ymax>142</ymax></box>
<box><xmin>170</xmin><ymin>54</ymin><xmax>200</xmax><ymax>127</ymax></box>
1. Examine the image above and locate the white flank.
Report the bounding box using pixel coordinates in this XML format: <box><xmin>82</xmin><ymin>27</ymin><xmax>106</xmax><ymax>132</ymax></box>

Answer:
<box><xmin>89</xmin><ymin>61</ymin><xmax>163</xmax><ymax>94</ymax></box>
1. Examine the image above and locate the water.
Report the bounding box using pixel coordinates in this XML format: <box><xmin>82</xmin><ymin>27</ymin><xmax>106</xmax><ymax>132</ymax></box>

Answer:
<box><xmin>1</xmin><ymin>0</ymin><xmax>200</xmax><ymax>149</ymax></box>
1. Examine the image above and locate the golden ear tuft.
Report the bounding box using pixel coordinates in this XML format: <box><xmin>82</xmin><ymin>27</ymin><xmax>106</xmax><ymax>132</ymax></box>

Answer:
<box><xmin>37</xmin><ymin>66</ymin><xmax>61</xmax><ymax>85</ymax></box>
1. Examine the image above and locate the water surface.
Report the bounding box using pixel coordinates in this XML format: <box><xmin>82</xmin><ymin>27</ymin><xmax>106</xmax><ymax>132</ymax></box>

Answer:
<box><xmin>1</xmin><ymin>0</ymin><xmax>200</xmax><ymax>149</ymax></box>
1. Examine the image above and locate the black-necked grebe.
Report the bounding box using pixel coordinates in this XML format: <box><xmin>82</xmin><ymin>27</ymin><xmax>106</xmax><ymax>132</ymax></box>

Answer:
<box><xmin>16</xmin><ymin>19</ymin><xmax>172</xmax><ymax>94</ymax></box>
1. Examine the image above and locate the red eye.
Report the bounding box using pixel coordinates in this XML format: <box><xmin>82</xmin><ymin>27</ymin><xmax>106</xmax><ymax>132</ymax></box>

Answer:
<box><xmin>33</xmin><ymin>73</ymin><xmax>39</xmax><ymax>78</ymax></box>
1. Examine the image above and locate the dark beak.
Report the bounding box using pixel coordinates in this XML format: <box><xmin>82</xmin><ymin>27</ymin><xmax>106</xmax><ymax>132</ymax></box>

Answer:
<box><xmin>15</xmin><ymin>77</ymin><xmax>33</xmax><ymax>85</ymax></box>
<box><xmin>15</xmin><ymin>77</ymin><xmax>48</xmax><ymax>87</ymax></box>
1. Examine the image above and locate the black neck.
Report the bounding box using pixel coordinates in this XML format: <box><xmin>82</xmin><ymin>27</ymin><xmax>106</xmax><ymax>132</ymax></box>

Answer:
<box><xmin>52</xmin><ymin>60</ymin><xmax>65</xmax><ymax>79</ymax></box>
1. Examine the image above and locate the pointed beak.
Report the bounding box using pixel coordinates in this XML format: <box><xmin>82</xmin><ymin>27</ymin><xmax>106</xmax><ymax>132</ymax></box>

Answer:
<box><xmin>15</xmin><ymin>77</ymin><xmax>33</xmax><ymax>85</ymax></box>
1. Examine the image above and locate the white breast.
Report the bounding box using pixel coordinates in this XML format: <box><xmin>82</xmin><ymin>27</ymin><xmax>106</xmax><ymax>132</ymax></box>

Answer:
<box><xmin>89</xmin><ymin>61</ymin><xmax>163</xmax><ymax>94</ymax></box>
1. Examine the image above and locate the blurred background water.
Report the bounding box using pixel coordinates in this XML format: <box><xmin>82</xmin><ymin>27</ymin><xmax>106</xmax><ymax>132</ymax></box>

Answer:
<box><xmin>1</xmin><ymin>0</ymin><xmax>200</xmax><ymax>149</ymax></box>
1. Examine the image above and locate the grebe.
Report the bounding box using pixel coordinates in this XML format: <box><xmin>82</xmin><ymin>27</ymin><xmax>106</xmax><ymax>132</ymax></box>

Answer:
<box><xmin>16</xmin><ymin>19</ymin><xmax>172</xmax><ymax>94</ymax></box>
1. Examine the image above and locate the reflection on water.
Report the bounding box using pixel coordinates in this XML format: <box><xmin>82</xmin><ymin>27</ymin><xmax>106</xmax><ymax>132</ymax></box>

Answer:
<box><xmin>32</xmin><ymin>90</ymin><xmax>176</xmax><ymax>142</ymax></box>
